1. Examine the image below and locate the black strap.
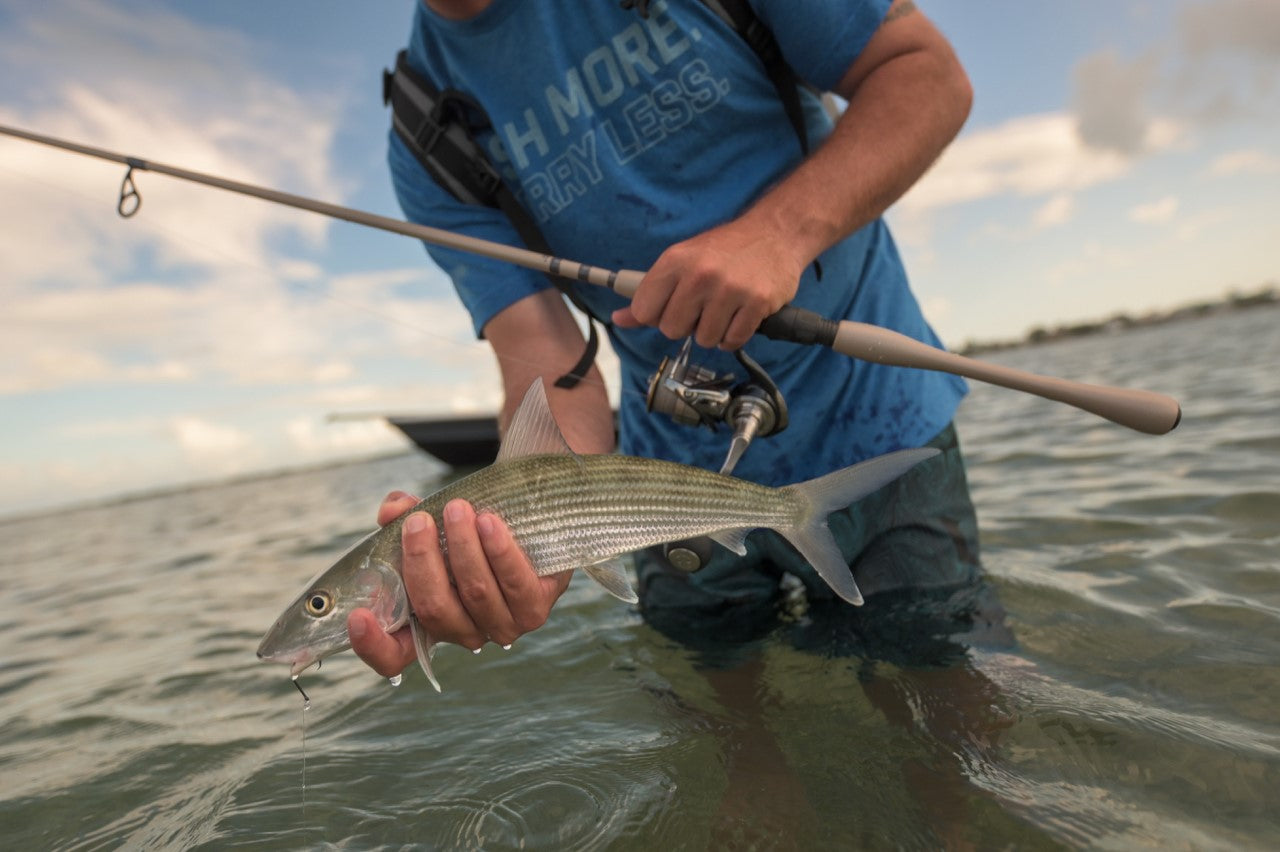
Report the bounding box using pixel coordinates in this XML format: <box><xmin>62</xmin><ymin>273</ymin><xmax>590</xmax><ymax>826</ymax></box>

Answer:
<box><xmin>626</xmin><ymin>1</ymin><xmax>821</xmax><ymax>279</ymax></box>
<box><xmin>624</xmin><ymin>0</ymin><xmax>809</xmax><ymax>154</ymax></box>
<box><xmin>697</xmin><ymin>0</ymin><xmax>810</xmax><ymax>155</ymax></box>
<box><xmin>385</xmin><ymin>51</ymin><xmax>602</xmax><ymax>388</ymax></box>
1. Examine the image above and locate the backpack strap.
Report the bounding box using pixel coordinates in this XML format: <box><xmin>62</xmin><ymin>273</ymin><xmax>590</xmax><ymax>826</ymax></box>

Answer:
<box><xmin>384</xmin><ymin>51</ymin><xmax>601</xmax><ymax>389</ymax></box>
<box><xmin>698</xmin><ymin>0</ymin><xmax>810</xmax><ymax>155</ymax></box>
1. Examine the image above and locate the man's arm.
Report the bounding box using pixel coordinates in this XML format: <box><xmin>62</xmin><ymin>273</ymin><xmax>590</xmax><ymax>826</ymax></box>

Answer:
<box><xmin>486</xmin><ymin>289</ymin><xmax>615</xmax><ymax>454</ymax></box>
<box><xmin>613</xmin><ymin>0</ymin><xmax>971</xmax><ymax>350</ymax></box>
<box><xmin>351</xmin><ymin>289</ymin><xmax>613</xmax><ymax>677</ymax></box>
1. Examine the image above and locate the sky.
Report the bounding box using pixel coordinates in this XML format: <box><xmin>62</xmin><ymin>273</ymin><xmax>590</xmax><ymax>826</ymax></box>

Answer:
<box><xmin>1</xmin><ymin>0</ymin><xmax>1277</xmax><ymax>517</ymax></box>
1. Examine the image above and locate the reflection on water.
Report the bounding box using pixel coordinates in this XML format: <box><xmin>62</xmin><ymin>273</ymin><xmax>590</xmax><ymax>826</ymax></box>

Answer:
<box><xmin>1</xmin><ymin>307</ymin><xmax>1277</xmax><ymax>849</ymax></box>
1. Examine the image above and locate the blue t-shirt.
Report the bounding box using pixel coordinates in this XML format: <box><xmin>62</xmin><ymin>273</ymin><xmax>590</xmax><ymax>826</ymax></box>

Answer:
<box><xmin>389</xmin><ymin>0</ymin><xmax>968</xmax><ymax>487</ymax></box>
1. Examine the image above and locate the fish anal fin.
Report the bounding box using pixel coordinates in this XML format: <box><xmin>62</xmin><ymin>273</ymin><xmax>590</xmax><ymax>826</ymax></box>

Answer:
<box><xmin>708</xmin><ymin>528</ymin><xmax>749</xmax><ymax>556</ymax></box>
<box><xmin>582</xmin><ymin>558</ymin><xmax>639</xmax><ymax>604</ymax></box>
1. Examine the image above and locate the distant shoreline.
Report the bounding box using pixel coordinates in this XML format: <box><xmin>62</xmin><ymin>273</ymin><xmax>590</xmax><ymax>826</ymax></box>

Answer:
<box><xmin>958</xmin><ymin>284</ymin><xmax>1278</xmax><ymax>356</ymax></box>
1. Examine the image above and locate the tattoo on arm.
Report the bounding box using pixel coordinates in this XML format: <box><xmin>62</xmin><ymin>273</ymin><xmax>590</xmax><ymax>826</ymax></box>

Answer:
<box><xmin>884</xmin><ymin>1</ymin><xmax>918</xmax><ymax>24</ymax></box>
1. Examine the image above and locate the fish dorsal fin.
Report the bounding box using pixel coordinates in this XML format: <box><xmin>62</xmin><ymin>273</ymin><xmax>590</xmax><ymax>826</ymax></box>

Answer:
<box><xmin>496</xmin><ymin>379</ymin><xmax>575</xmax><ymax>463</ymax></box>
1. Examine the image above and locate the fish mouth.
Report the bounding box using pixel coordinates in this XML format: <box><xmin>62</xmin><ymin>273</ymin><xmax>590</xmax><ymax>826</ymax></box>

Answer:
<box><xmin>288</xmin><ymin>658</ymin><xmax>317</xmax><ymax>678</ymax></box>
<box><xmin>255</xmin><ymin>642</ymin><xmax>320</xmax><ymax>678</ymax></box>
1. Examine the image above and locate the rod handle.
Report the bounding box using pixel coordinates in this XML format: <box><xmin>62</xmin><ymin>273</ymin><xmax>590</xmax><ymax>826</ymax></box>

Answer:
<box><xmin>832</xmin><ymin>320</ymin><xmax>1182</xmax><ymax>435</ymax></box>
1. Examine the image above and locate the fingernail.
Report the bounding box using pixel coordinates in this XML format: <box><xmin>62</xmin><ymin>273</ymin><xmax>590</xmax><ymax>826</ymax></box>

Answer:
<box><xmin>404</xmin><ymin>512</ymin><xmax>428</xmax><ymax>534</ymax></box>
<box><xmin>349</xmin><ymin>615</ymin><xmax>366</xmax><ymax>641</ymax></box>
<box><xmin>476</xmin><ymin>513</ymin><xmax>495</xmax><ymax>539</ymax></box>
<box><xmin>444</xmin><ymin>500</ymin><xmax>466</xmax><ymax>523</ymax></box>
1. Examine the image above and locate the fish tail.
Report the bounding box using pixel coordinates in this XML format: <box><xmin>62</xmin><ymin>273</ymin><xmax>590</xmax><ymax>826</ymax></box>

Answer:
<box><xmin>780</xmin><ymin>448</ymin><xmax>940</xmax><ymax>606</ymax></box>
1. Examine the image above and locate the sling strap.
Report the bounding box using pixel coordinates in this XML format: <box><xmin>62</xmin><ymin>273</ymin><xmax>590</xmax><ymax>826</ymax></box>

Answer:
<box><xmin>625</xmin><ymin>0</ymin><xmax>811</xmax><ymax>155</ymax></box>
<box><xmin>384</xmin><ymin>52</ymin><xmax>601</xmax><ymax>389</ymax></box>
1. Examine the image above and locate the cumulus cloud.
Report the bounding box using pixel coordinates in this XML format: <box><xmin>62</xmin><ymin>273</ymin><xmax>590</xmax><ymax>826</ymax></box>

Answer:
<box><xmin>901</xmin><ymin>113</ymin><xmax>1128</xmax><ymax>214</ymax></box>
<box><xmin>896</xmin><ymin>0</ymin><xmax>1276</xmax><ymax>245</ymax></box>
<box><xmin>1073</xmin><ymin>51</ymin><xmax>1157</xmax><ymax>155</ymax></box>
<box><xmin>1071</xmin><ymin>0</ymin><xmax>1280</xmax><ymax>154</ymax></box>
<box><xmin>0</xmin><ymin>1</ymin><xmax>461</xmax><ymax>399</ymax></box>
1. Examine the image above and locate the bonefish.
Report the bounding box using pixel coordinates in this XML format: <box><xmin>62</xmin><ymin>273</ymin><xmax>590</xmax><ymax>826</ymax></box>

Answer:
<box><xmin>257</xmin><ymin>380</ymin><xmax>937</xmax><ymax>690</ymax></box>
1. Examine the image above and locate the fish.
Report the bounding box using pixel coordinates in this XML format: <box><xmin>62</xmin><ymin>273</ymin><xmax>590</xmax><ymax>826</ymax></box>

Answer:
<box><xmin>256</xmin><ymin>379</ymin><xmax>938</xmax><ymax>690</ymax></box>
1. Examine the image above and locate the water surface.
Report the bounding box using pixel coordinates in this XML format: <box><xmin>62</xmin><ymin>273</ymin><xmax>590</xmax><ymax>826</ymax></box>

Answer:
<box><xmin>1</xmin><ymin>306</ymin><xmax>1277</xmax><ymax>849</ymax></box>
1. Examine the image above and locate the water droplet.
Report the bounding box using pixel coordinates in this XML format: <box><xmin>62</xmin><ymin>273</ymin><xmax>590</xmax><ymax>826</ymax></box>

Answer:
<box><xmin>388</xmin><ymin>673</ymin><xmax>403</xmax><ymax>687</ymax></box>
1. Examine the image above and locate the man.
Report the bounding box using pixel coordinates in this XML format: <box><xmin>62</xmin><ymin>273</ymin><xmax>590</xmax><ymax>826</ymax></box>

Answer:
<box><xmin>350</xmin><ymin>0</ymin><xmax>1000</xmax><ymax>676</ymax></box>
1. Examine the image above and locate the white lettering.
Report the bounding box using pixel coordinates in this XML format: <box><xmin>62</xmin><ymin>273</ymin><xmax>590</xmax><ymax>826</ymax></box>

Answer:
<box><xmin>582</xmin><ymin>45</ymin><xmax>626</xmax><ymax>108</ymax></box>
<box><xmin>612</xmin><ymin>23</ymin><xmax>659</xmax><ymax>86</ymax></box>
<box><xmin>644</xmin><ymin>0</ymin><xmax>692</xmax><ymax>64</ymax></box>
<box><xmin>546</xmin><ymin>69</ymin><xmax>595</xmax><ymax>136</ymax></box>
<box><xmin>502</xmin><ymin>108</ymin><xmax>549</xmax><ymax>170</ymax></box>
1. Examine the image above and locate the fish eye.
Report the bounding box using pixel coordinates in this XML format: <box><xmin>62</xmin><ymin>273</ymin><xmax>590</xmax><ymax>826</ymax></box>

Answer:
<box><xmin>304</xmin><ymin>590</ymin><xmax>334</xmax><ymax>617</ymax></box>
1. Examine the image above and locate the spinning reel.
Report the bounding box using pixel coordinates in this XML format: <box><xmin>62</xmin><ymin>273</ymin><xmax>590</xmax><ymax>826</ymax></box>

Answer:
<box><xmin>645</xmin><ymin>338</ymin><xmax>789</xmax><ymax>571</ymax></box>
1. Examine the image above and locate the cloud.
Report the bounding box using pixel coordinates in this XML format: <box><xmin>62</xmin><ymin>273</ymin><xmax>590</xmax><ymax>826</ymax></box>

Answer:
<box><xmin>1073</xmin><ymin>50</ymin><xmax>1157</xmax><ymax>155</ymax></box>
<box><xmin>0</xmin><ymin>0</ymin><xmax>371</xmax><ymax>397</ymax></box>
<box><xmin>1071</xmin><ymin>0</ymin><xmax>1280</xmax><ymax>153</ymax></box>
<box><xmin>895</xmin><ymin>111</ymin><xmax>1174</xmax><ymax>232</ymax></box>
<box><xmin>1033</xmin><ymin>193</ymin><xmax>1076</xmax><ymax>229</ymax></box>
<box><xmin>285</xmin><ymin>416</ymin><xmax>403</xmax><ymax>455</ymax></box>
<box><xmin>1179</xmin><ymin>0</ymin><xmax>1280</xmax><ymax>64</ymax></box>
<box><xmin>1129</xmin><ymin>195</ymin><xmax>1180</xmax><ymax>224</ymax></box>
<box><xmin>1208</xmin><ymin>148</ymin><xmax>1280</xmax><ymax>175</ymax></box>
<box><xmin>171</xmin><ymin>416</ymin><xmax>252</xmax><ymax>456</ymax></box>
<box><xmin>0</xmin><ymin>2</ymin><xmax>478</xmax><ymax>400</ymax></box>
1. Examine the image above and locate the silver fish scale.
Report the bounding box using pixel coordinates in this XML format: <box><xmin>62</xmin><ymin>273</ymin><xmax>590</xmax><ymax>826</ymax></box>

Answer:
<box><xmin>417</xmin><ymin>454</ymin><xmax>803</xmax><ymax>576</ymax></box>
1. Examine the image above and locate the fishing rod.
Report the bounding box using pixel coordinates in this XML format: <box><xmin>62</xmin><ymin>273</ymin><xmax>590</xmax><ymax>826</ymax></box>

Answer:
<box><xmin>0</xmin><ymin>122</ymin><xmax>1182</xmax><ymax>435</ymax></box>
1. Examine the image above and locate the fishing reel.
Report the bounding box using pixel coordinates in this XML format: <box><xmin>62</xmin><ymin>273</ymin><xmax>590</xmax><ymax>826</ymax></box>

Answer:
<box><xmin>647</xmin><ymin>338</ymin><xmax>789</xmax><ymax>475</ymax></box>
<box><xmin>646</xmin><ymin>338</ymin><xmax>789</xmax><ymax>572</ymax></box>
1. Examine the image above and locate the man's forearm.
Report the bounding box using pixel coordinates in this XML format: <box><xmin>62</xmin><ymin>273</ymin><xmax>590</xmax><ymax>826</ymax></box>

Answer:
<box><xmin>488</xmin><ymin>289</ymin><xmax>616</xmax><ymax>456</ymax></box>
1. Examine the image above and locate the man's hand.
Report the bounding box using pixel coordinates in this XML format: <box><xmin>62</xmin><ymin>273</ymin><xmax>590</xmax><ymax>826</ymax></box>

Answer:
<box><xmin>611</xmin><ymin>220</ymin><xmax>805</xmax><ymax>351</ymax></box>
<box><xmin>349</xmin><ymin>490</ymin><xmax>572</xmax><ymax>678</ymax></box>
<box><xmin>613</xmin><ymin>1</ymin><xmax>970</xmax><ymax>352</ymax></box>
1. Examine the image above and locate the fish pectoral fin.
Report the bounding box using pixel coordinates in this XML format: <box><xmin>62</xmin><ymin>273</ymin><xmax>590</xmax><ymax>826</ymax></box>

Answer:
<box><xmin>582</xmin><ymin>558</ymin><xmax>639</xmax><ymax>604</ymax></box>
<box><xmin>411</xmin><ymin>615</ymin><xmax>443</xmax><ymax>693</ymax></box>
<box><xmin>708</xmin><ymin>528</ymin><xmax>750</xmax><ymax>556</ymax></box>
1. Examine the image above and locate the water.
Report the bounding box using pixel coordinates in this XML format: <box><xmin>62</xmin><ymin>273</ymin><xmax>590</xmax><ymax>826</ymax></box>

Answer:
<box><xmin>1</xmin><ymin>307</ymin><xmax>1277</xmax><ymax>850</ymax></box>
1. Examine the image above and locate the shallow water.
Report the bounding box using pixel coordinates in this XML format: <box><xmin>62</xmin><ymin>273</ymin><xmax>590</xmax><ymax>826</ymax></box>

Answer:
<box><xmin>1</xmin><ymin>306</ymin><xmax>1277</xmax><ymax>850</ymax></box>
